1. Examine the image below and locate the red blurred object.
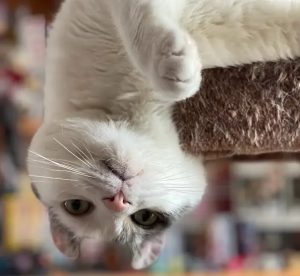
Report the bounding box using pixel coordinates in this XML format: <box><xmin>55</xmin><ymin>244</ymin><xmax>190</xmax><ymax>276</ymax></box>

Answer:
<box><xmin>0</xmin><ymin>68</ymin><xmax>24</xmax><ymax>99</ymax></box>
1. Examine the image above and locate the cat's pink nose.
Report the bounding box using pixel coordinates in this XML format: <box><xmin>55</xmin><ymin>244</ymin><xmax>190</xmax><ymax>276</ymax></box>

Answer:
<box><xmin>103</xmin><ymin>192</ymin><xmax>129</xmax><ymax>212</ymax></box>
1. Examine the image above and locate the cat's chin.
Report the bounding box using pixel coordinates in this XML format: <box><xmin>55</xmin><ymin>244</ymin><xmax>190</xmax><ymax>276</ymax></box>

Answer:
<box><xmin>28</xmin><ymin>115</ymin><xmax>206</xmax><ymax>197</ymax></box>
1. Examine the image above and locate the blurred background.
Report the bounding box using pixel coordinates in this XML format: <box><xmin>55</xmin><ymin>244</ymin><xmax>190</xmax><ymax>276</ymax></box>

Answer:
<box><xmin>1</xmin><ymin>0</ymin><xmax>300</xmax><ymax>275</ymax></box>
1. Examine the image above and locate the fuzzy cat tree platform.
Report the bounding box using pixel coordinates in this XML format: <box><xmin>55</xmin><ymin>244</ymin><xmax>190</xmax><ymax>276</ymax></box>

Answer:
<box><xmin>174</xmin><ymin>58</ymin><xmax>300</xmax><ymax>160</ymax></box>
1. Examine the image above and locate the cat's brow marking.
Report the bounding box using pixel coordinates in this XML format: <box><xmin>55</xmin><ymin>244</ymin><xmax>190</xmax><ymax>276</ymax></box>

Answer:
<box><xmin>171</xmin><ymin>205</ymin><xmax>192</xmax><ymax>219</ymax></box>
<box><xmin>49</xmin><ymin>208</ymin><xmax>79</xmax><ymax>243</ymax></box>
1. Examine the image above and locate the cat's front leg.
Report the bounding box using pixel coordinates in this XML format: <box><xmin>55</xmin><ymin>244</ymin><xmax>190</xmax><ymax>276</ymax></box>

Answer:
<box><xmin>107</xmin><ymin>0</ymin><xmax>202</xmax><ymax>102</ymax></box>
<box><xmin>151</xmin><ymin>28</ymin><xmax>202</xmax><ymax>101</ymax></box>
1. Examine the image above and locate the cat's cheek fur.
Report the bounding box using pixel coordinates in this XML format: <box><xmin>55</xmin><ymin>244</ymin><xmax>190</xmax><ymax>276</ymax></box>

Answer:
<box><xmin>131</xmin><ymin>234</ymin><xmax>166</xmax><ymax>270</ymax></box>
<box><xmin>49</xmin><ymin>210</ymin><xmax>81</xmax><ymax>259</ymax></box>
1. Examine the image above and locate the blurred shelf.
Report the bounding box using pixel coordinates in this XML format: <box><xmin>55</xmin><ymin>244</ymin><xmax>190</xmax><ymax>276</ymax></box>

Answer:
<box><xmin>237</xmin><ymin>208</ymin><xmax>300</xmax><ymax>232</ymax></box>
<box><xmin>232</xmin><ymin>162</ymin><xmax>300</xmax><ymax>178</ymax></box>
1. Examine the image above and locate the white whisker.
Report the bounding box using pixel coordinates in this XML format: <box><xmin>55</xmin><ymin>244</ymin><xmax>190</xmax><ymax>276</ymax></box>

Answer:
<box><xmin>29</xmin><ymin>164</ymin><xmax>93</xmax><ymax>177</ymax></box>
<box><xmin>28</xmin><ymin>159</ymin><xmax>93</xmax><ymax>178</ymax></box>
<box><xmin>28</xmin><ymin>151</ymin><xmax>96</xmax><ymax>178</ymax></box>
<box><xmin>81</xmin><ymin>143</ymin><xmax>98</xmax><ymax>166</ymax></box>
<box><xmin>30</xmin><ymin>175</ymin><xmax>78</xmax><ymax>182</ymax></box>
<box><xmin>71</xmin><ymin>141</ymin><xmax>97</xmax><ymax>169</ymax></box>
<box><xmin>52</xmin><ymin>137</ymin><xmax>94</xmax><ymax>169</ymax></box>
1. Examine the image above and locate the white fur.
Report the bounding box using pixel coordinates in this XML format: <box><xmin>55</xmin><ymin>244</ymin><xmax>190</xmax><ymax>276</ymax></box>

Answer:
<box><xmin>28</xmin><ymin>0</ymin><xmax>300</xmax><ymax>269</ymax></box>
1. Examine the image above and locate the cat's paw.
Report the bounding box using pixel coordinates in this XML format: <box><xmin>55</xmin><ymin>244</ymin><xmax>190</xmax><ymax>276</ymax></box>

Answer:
<box><xmin>151</xmin><ymin>29</ymin><xmax>202</xmax><ymax>102</ymax></box>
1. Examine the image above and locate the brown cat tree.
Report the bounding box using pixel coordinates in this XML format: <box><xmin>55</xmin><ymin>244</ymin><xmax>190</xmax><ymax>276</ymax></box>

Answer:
<box><xmin>174</xmin><ymin>57</ymin><xmax>300</xmax><ymax>161</ymax></box>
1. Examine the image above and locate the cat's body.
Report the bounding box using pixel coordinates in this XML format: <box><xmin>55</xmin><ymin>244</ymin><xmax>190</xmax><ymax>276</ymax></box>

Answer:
<box><xmin>28</xmin><ymin>0</ymin><xmax>300</xmax><ymax>269</ymax></box>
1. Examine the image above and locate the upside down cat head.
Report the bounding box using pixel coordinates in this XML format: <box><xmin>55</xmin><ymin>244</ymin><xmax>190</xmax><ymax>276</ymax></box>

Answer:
<box><xmin>28</xmin><ymin>118</ymin><xmax>206</xmax><ymax>269</ymax></box>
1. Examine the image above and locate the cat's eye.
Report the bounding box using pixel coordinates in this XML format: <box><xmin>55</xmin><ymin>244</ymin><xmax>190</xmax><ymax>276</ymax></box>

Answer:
<box><xmin>63</xmin><ymin>200</ymin><xmax>93</xmax><ymax>216</ymax></box>
<box><xmin>131</xmin><ymin>209</ymin><xmax>163</xmax><ymax>229</ymax></box>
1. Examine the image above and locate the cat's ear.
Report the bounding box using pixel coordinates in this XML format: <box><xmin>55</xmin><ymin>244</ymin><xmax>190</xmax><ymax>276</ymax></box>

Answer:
<box><xmin>131</xmin><ymin>234</ymin><xmax>165</xmax><ymax>270</ymax></box>
<box><xmin>49</xmin><ymin>213</ymin><xmax>81</xmax><ymax>259</ymax></box>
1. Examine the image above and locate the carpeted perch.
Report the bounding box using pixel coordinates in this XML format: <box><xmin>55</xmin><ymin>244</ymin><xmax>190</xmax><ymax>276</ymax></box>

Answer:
<box><xmin>174</xmin><ymin>58</ymin><xmax>300</xmax><ymax>160</ymax></box>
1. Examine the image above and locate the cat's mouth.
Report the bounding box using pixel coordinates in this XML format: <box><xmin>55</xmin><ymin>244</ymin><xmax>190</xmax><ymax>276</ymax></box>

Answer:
<box><xmin>103</xmin><ymin>159</ymin><xmax>142</xmax><ymax>182</ymax></box>
<box><xmin>103</xmin><ymin>160</ymin><xmax>128</xmax><ymax>181</ymax></box>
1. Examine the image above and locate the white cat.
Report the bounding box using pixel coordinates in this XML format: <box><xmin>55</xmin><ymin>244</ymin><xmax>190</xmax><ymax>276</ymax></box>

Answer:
<box><xmin>27</xmin><ymin>0</ymin><xmax>300</xmax><ymax>269</ymax></box>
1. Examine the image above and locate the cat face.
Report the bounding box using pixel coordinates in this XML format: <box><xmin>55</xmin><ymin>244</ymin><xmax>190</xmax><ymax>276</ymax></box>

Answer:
<box><xmin>27</xmin><ymin>118</ymin><xmax>206</xmax><ymax>269</ymax></box>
